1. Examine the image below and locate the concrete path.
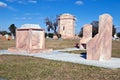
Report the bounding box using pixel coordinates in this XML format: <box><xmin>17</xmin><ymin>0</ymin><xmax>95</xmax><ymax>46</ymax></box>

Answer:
<box><xmin>0</xmin><ymin>48</ymin><xmax>120</xmax><ymax>69</ymax></box>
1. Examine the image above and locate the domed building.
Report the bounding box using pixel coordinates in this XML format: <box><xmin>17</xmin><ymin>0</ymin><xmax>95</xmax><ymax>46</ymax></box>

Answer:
<box><xmin>58</xmin><ymin>13</ymin><xmax>76</xmax><ymax>39</ymax></box>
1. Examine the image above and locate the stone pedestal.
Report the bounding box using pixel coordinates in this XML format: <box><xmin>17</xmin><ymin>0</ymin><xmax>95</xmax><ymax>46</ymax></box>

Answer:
<box><xmin>87</xmin><ymin>14</ymin><xmax>112</xmax><ymax>61</ymax></box>
<box><xmin>16</xmin><ymin>28</ymin><xmax>45</xmax><ymax>50</ymax></box>
<box><xmin>79</xmin><ymin>24</ymin><xmax>92</xmax><ymax>49</ymax></box>
<box><xmin>8</xmin><ymin>26</ymin><xmax>52</xmax><ymax>53</ymax></box>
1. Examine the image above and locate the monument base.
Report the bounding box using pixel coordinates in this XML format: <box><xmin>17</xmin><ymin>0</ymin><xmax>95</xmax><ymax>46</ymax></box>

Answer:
<box><xmin>8</xmin><ymin>47</ymin><xmax>53</xmax><ymax>53</ymax></box>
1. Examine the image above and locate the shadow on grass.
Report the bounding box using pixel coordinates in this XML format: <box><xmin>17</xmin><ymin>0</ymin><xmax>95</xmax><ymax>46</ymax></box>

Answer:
<box><xmin>80</xmin><ymin>52</ymin><xmax>86</xmax><ymax>59</ymax></box>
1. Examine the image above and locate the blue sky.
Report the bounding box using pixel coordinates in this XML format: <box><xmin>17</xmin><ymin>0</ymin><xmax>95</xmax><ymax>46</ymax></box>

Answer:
<box><xmin>0</xmin><ymin>0</ymin><xmax>120</xmax><ymax>34</ymax></box>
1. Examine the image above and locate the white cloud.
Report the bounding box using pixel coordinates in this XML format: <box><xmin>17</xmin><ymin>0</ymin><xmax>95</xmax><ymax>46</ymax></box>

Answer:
<box><xmin>6</xmin><ymin>0</ymin><xmax>38</xmax><ymax>4</ymax></box>
<box><xmin>18</xmin><ymin>1</ymin><xmax>24</xmax><ymax>4</ymax></box>
<box><xmin>0</xmin><ymin>1</ymin><xmax>16</xmax><ymax>11</ymax></box>
<box><xmin>92</xmin><ymin>0</ymin><xmax>98</xmax><ymax>1</ymax></box>
<box><xmin>14</xmin><ymin>17</ymin><xmax>32</xmax><ymax>20</ymax></box>
<box><xmin>0</xmin><ymin>1</ymin><xmax>8</xmax><ymax>7</ymax></box>
<box><xmin>37</xmin><ymin>17</ymin><xmax>45</xmax><ymax>20</ymax></box>
<box><xmin>6</xmin><ymin>0</ymin><xmax>16</xmax><ymax>2</ymax></box>
<box><xmin>8</xmin><ymin>6</ymin><xmax>17</xmax><ymax>11</ymax></box>
<box><xmin>28</xmin><ymin>0</ymin><xmax>37</xmax><ymax>3</ymax></box>
<box><xmin>24</xmin><ymin>13</ymin><xmax>31</xmax><ymax>16</ymax></box>
<box><xmin>6</xmin><ymin>0</ymin><xmax>24</xmax><ymax>4</ymax></box>
<box><xmin>24</xmin><ymin>13</ymin><xmax>40</xmax><ymax>16</ymax></box>
<box><xmin>21</xmin><ymin>17</ymin><xmax>27</xmax><ymax>20</ymax></box>
<box><xmin>47</xmin><ymin>0</ymin><xmax>57</xmax><ymax>1</ymax></box>
<box><xmin>75</xmin><ymin>0</ymin><xmax>84</xmax><ymax>5</ymax></box>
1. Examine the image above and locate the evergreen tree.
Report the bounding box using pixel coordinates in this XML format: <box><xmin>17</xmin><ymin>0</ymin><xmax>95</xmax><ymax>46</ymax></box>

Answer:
<box><xmin>8</xmin><ymin>24</ymin><xmax>16</xmax><ymax>37</ymax></box>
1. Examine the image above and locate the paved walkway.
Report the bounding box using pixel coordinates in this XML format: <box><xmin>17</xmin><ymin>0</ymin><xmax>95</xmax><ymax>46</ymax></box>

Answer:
<box><xmin>0</xmin><ymin>48</ymin><xmax>120</xmax><ymax>69</ymax></box>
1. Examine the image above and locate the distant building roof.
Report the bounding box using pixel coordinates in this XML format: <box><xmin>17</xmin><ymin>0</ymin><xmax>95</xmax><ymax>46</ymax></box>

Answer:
<box><xmin>20</xmin><ymin>24</ymin><xmax>41</xmax><ymax>29</ymax></box>
<box><xmin>58</xmin><ymin>13</ymin><xmax>76</xmax><ymax>20</ymax></box>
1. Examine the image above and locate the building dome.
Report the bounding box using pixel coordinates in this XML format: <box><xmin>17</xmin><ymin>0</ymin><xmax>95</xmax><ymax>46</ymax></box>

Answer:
<box><xmin>58</xmin><ymin>13</ymin><xmax>75</xmax><ymax>20</ymax></box>
<box><xmin>20</xmin><ymin>24</ymin><xmax>41</xmax><ymax>29</ymax></box>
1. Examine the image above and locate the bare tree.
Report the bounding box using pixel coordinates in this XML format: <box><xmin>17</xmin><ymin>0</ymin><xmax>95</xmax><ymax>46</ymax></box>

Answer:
<box><xmin>45</xmin><ymin>16</ymin><xmax>58</xmax><ymax>35</ymax></box>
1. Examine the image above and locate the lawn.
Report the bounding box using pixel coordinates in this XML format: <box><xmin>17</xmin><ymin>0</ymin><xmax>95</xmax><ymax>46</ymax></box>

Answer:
<box><xmin>0</xmin><ymin>39</ymin><xmax>120</xmax><ymax>80</ymax></box>
<box><xmin>0</xmin><ymin>55</ymin><xmax>119</xmax><ymax>80</ymax></box>
<box><xmin>0</xmin><ymin>39</ymin><xmax>15</xmax><ymax>50</ymax></box>
<box><xmin>0</xmin><ymin>39</ymin><xmax>79</xmax><ymax>50</ymax></box>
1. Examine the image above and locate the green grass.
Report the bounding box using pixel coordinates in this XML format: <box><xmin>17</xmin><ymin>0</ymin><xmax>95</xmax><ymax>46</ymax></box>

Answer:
<box><xmin>46</xmin><ymin>39</ymin><xmax>79</xmax><ymax>49</ymax></box>
<box><xmin>0</xmin><ymin>55</ymin><xmax>120</xmax><ymax>80</ymax></box>
<box><xmin>0</xmin><ymin>39</ymin><xmax>120</xmax><ymax>80</ymax></box>
<box><xmin>0</xmin><ymin>39</ymin><xmax>15</xmax><ymax>50</ymax></box>
<box><xmin>0</xmin><ymin>39</ymin><xmax>79</xmax><ymax>50</ymax></box>
<box><xmin>112</xmin><ymin>40</ymin><xmax>120</xmax><ymax>57</ymax></box>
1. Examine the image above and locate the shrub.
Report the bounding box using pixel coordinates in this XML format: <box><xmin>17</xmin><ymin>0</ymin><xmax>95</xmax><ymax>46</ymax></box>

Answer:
<box><xmin>117</xmin><ymin>32</ymin><xmax>120</xmax><ymax>38</ymax></box>
<box><xmin>48</xmin><ymin>33</ymin><xmax>54</xmax><ymax>38</ymax></box>
<box><xmin>45</xmin><ymin>33</ymin><xmax>48</xmax><ymax>38</ymax></box>
<box><xmin>57</xmin><ymin>34</ymin><xmax>61</xmax><ymax>38</ymax></box>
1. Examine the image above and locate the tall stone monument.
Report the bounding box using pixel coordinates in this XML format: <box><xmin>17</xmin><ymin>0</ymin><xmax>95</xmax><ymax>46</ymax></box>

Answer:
<box><xmin>58</xmin><ymin>13</ymin><xmax>76</xmax><ymax>39</ymax></box>
<box><xmin>87</xmin><ymin>14</ymin><xmax>113</xmax><ymax>61</ymax></box>
<box><xmin>79</xmin><ymin>24</ymin><xmax>92</xmax><ymax>49</ymax></box>
<box><xmin>8</xmin><ymin>24</ymin><xmax>52</xmax><ymax>53</ymax></box>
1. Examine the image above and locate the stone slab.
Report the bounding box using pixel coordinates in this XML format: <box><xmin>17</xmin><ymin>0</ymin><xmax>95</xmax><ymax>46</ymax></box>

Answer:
<box><xmin>8</xmin><ymin>47</ymin><xmax>53</xmax><ymax>53</ymax></box>
<box><xmin>79</xmin><ymin>24</ymin><xmax>92</xmax><ymax>49</ymax></box>
<box><xmin>87</xmin><ymin>14</ymin><xmax>113</xmax><ymax>61</ymax></box>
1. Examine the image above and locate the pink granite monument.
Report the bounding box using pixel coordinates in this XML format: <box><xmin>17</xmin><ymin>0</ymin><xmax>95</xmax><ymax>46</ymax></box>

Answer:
<box><xmin>87</xmin><ymin>14</ymin><xmax>113</xmax><ymax>61</ymax></box>
<box><xmin>8</xmin><ymin>24</ymin><xmax>52</xmax><ymax>53</ymax></box>
<box><xmin>58</xmin><ymin>13</ymin><xmax>76</xmax><ymax>39</ymax></box>
<box><xmin>79</xmin><ymin>24</ymin><xmax>92</xmax><ymax>49</ymax></box>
